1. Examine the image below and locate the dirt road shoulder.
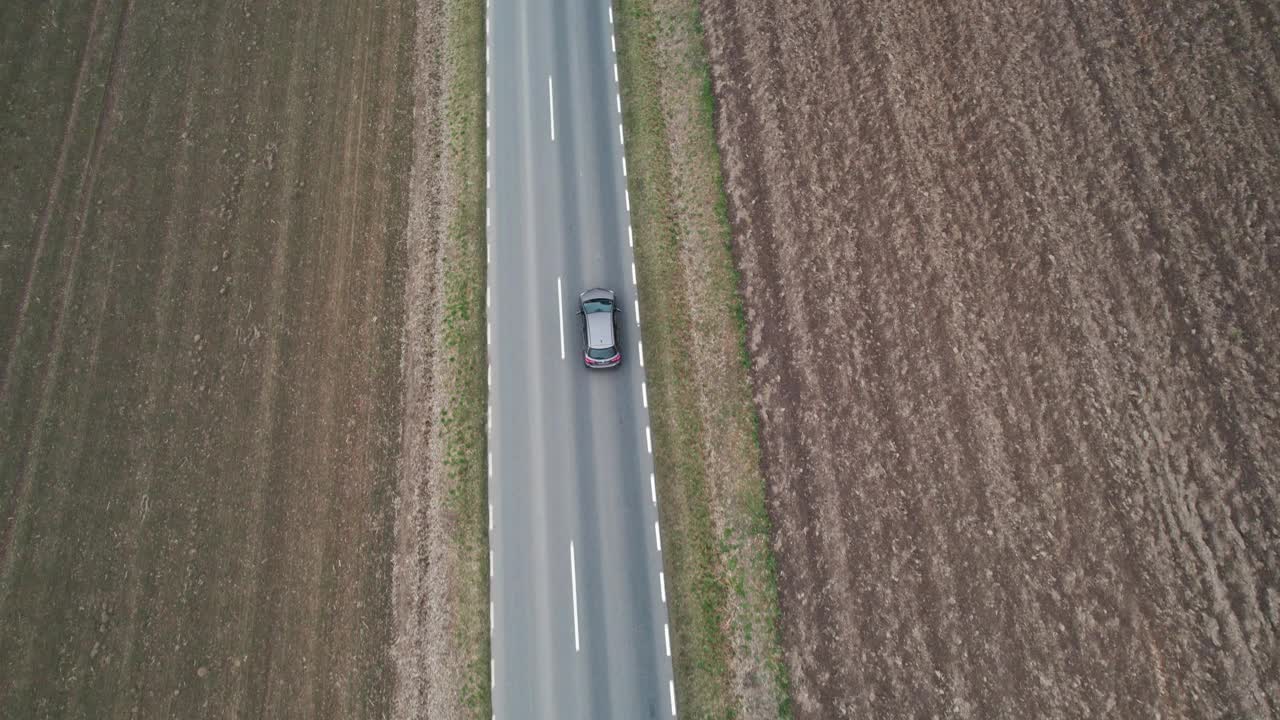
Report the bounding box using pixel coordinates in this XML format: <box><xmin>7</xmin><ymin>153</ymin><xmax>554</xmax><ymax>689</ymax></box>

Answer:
<box><xmin>391</xmin><ymin>0</ymin><xmax>489</xmax><ymax>718</ymax></box>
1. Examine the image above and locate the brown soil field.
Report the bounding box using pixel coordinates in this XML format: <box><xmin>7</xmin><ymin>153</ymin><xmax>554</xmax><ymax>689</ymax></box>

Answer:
<box><xmin>702</xmin><ymin>0</ymin><xmax>1280</xmax><ymax>717</ymax></box>
<box><xmin>0</xmin><ymin>1</ymin><xmax>421</xmax><ymax>716</ymax></box>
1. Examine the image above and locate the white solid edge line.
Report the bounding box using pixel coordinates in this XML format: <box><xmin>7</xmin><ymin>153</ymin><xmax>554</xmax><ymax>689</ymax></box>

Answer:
<box><xmin>570</xmin><ymin>541</ymin><xmax>581</xmax><ymax>652</ymax></box>
<box><xmin>650</xmin><ymin>472</ymin><xmax>656</xmax><ymax>504</ymax></box>
<box><xmin>670</xmin><ymin>680</ymin><xmax>677</xmax><ymax>716</ymax></box>
<box><xmin>641</xmin><ymin>380</ymin><xmax>647</xmax><ymax>408</ymax></box>
<box><xmin>659</xmin><ymin>571</ymin><xmax>666</xmax><ymax>602</ymax></box>
<box><xmin>646</xmin><ymin>425</ymin><xmax>652</xmax><ymax>454</ymax></box>
<box><xmin>655</xmin><ymin>521</ymin><xmax>662</xmax><ymax>552</ymax></box>
<box><xmin>548</xmin><ymin>75</ymin><xmax>555</xmax><ymax>141</ymax></box>
<box><xmin>557</xmin><ymin>276</ymin><xmax>565</xmax><ymax>360</ymax></box>
<box><xmin>638</xmin><ymin>340</ymin><xmax>645</xmax><ymax>366</ymax></box>
<box><xmin>664</xmin><ymin>623</ymin><xmax>671</xmax><ymax>657</ymax></box>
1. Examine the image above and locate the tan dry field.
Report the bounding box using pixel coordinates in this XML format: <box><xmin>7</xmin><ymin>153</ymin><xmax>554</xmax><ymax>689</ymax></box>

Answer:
<box><xmin>0</xmin><ymin>1</ymin><xmax>419</xmax><ymax>716</ymax></box>
<box><xmin>702</xmin><ymin>0</ymin><xmax>1280</xmax><ymax>717</ymax></box>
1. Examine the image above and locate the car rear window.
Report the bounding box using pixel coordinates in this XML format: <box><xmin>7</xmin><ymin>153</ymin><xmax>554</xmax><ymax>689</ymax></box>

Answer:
<box><xmin>587</xmin><ymin>346</ymin><xmax>617</xmax><ymax>360</ymax></box>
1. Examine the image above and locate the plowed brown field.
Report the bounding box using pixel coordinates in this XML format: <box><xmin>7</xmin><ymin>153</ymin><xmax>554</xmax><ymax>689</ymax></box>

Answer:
<box><xmin>702</xmin><ymin>0</ymin><xmax>1280</xmax><ymax>716</ymax></box>
<box><xmin>1</xmin><ymin>1</ymin><xmax>417</xmax><ymax>716</ymax></box>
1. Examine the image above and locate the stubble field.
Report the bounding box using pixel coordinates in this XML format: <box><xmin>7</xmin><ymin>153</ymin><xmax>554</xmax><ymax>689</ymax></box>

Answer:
<box><xmin>1</xmin><ymin>1</ymin><xmax>416</xmax><ymax>716</ymax></box>
<box><xmin>702</xmin><ymin>0</ymin><xmax>1280</xmax><ymax>717</ymax></box>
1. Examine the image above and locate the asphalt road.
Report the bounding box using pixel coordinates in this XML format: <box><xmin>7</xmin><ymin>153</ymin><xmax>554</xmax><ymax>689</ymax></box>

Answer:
<box><xmin>487</xmin><ymin>0</ymin><xmax>676</xmax><ymax>717</ymax></box>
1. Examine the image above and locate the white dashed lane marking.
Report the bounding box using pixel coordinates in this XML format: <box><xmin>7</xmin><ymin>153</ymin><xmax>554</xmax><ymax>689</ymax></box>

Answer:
<box><xmin>557</xmin><ymin>276</ymin><xmax>565</xmax><ymax>360</ymax></box>
<box><xmin>548</xmin><ymin>75</ymin><xmax>556</xmax><ymax>141</ymax></box>
<box><xmin>570</xmin><ymin>541</ymin><xmax>581</xmax><ymax>652</ymax></box>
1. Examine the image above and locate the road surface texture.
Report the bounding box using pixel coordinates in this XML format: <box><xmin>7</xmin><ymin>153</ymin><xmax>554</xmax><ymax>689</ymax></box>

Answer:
<box><xmin>1</xmin><ymin>1</ymin><xmax>416</xmax><ymax>716</ymax></box>
<box><xmin>702</xmin><ymin>0</ymin><xmax>1280</xmax><ymax>717</ymax></box>
<box><xmin>487</xmin><ymin>0</ymin><xmax>676</xmax><ymax>718</ymax></box>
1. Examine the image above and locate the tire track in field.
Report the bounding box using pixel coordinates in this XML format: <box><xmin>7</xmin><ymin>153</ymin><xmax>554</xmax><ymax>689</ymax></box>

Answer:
<box><xmin>0</xmin><ymin>0</ymin><xmax>133</xmax><ymax>595</ymax></box>
<box><xmin>305</xmin><ymin>0</ymin><xmax>379</xmax><ymax>712</ymax></box>
<box><xmin>106</xmin><ymin>3</ymin><xmax>220</xmax><ymax>710</ymax></box>
<box><xmin>1</xmin><ymin>0</ymin><xmax>109</xmax><ymax>395</ymax></box>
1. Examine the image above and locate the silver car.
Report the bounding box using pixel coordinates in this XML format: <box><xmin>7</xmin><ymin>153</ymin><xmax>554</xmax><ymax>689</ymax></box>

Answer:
<box><xmin>578</xmin><ymin>288</ymin><xmax>621</xmax><ymax>368</ymax></box>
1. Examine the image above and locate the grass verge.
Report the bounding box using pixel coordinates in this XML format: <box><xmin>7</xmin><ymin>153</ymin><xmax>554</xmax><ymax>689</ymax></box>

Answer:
<box><xmin>436</xmin><ymin>0</ymin><xmax>490</xmax><ymax>714</ymax></box>
<box><xmin>614</xmin><ymin>0</ymin><xmax>792</xmax><ymax>717</ymax></box>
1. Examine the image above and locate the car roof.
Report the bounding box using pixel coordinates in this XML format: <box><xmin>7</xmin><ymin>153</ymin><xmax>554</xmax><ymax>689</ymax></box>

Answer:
<box><xmin>586</xmin><ymin>311</ymin><xmax>614</xmax><ymax>349</ymax></box>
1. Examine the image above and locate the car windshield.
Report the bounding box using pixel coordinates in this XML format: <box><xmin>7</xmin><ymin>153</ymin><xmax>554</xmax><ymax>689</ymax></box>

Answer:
<box><xmin>582</xmin><ymin>298</ymin><xmax>613</xmax><ymax>314</ymax></box>
<box><xmin>587</xmin><ymin>346</ymin><xmax>617</xmax><ymax>360</ymax></box>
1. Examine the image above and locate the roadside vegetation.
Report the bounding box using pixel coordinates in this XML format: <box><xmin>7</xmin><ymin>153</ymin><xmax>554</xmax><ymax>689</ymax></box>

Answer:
<box><xmin>614</xmin><ymin>0</ymin><xmax>792</xmax><ymax>716</ymax></box>
<box><xmin>390</xmin><ymin>0</ymin><xmax>489</xmax><ymax>717</ymax></box>
<box><xmin>434</xmin><ymin>0</ymin><xmax>491</xmax><ymax>713</ymax></box>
